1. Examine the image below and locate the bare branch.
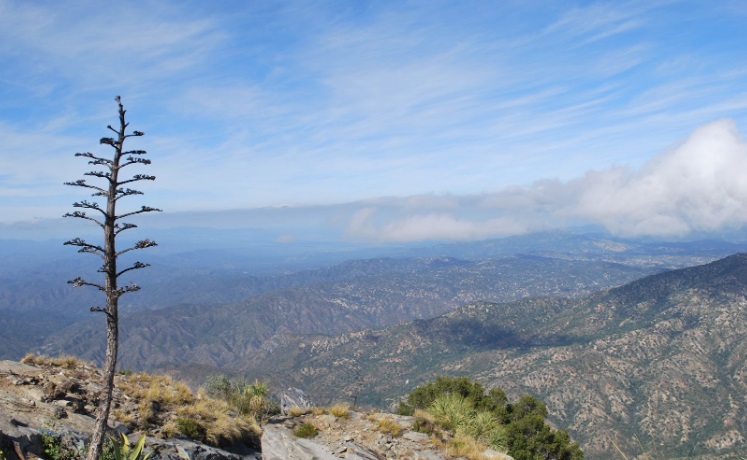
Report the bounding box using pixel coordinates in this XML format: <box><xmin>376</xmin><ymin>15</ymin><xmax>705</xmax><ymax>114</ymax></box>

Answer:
<box><xmin>64</xmin><ymin>238</ymin><xmax>105</xmax><ymax>258</ymax></box>
<box><xmin>117</xmin><ymin>206</ymin><xmax>162</xmax><ymax>220</ymax></box>
<box><xmin>118</xmin><ymin>261</ymin><xmax>150</xmax><ymax>277</ymax></box>
<box><xmin>134</xmin><ymin>238</ymin><xmax>158</xmax><ymax>249</ymax></box>
<box><xmin>119</xmin><ymin>174</ymin><xmax>156</xmax><ymax>185</ymax></box>
<box><xmin>68</xmin><ymin>277</ymin><xmax>105</xmax><ymax>291</ymax></box>
<box><xmin>114</xmin><ymin>222</ymin><xmax>137</xmax><ymax>235</ymax></box>
<box><xmin>123</xmin><ymin>150</ymin><xmax>147</xmax><ymax>155</ymax></box>
<box><xmin>72</xmin><ymin>200</ymin><xmax>108</xmax><ymax>216</ymax></box>
<box><xmin>121</xmin><ymin>157</ymin><xmax>151</xmax><ymax>168</ymax></box>
<box><xmin>91</xmin><ymin>158</ymin><xmax>114</xmax><ymax>167</ymax></box>
<box><xmin>115</xmin><ymin>282</ymin><xmax>141</xmax><ymax>297</ymax></box>
<box><xmin>64</xmin><ymin>180</ymin><xmax>108</xmax><ymax>197</ymax></box>
<box><xmin>90</xmin><ymin>306</ymin><xmax>107</xmax><ymax>313</ymax></box>
<box><xmin>116</xmin><ymin>238</ymin><xmax>158</xmax><ymax>256</ymax></box>
<box><xmin>63</xmin><ymin>211</ymin><xmax>104</xmax><ymax>228</ymax></box>
<box><xmin>114</xmin><ymin>188</ymin><xmax>144</xmax><ymax>200</ymax></box>
<box><xmin>75</xmin><ymin>152</ymin><xmax>112</xmax><ymax>165</ymax></box>
<box><xmin>80</xmin><ymin>247</ymin><xmax>104</xmax><ymax>259</ymax></box>
<box><xmin>84</xmin><ymin>171</ymin><xmax>112</xmax><ymax>180</ymax></box>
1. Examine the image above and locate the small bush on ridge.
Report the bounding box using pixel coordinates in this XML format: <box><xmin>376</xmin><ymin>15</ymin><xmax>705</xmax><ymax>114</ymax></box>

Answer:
<box><xmin>293</xmin><ymin>422</ymin><xmax>319</xmax><ymax>439</ymax></box>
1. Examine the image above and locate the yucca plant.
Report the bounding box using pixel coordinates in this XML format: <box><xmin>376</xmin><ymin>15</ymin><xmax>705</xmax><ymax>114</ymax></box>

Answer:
<box><xmin>110</xmin><ymin>434</ymin><xmax>152</xmax><ymax>460</ymax></box>
<box><xmin>427</xmin><ymin>393</ymin><xmax>475</xmax><ymax>431</ymax></box>
<box><xmin>467</xmin><ymin>411</ymin><xmax>507</xmax><ymax>450</ymax></box>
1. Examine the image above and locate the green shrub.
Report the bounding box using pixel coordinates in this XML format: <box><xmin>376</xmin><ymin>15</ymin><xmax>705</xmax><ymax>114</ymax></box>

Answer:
<box><xmin>39</xmin><ymin>429</ymin><xmax>80</xmax><ymax>460</ymax></box>
<box><xmin>412</xmin><ymin>416</ymin><xmax>435</xmax><ymax>435</ymax></box>
<box><xmin>396</xmin><ymin>401</ymin><xmax>414</xmax><ymax>416</ymax></box>
<box><xmin>403</xmin><ymin>376</ymin><xmax>487</xmax><ymax>412</ymax></box>
<box><xmin>176</xmin><ymin>417</ymin><xmax>205</xmax><ymax>441</ymax></box>
<box><xmin>467</xmin><ymin>411</ymin><xmax>506</xmax><ymax>450</ymax></box>
<box><xmin>204</xmin><ymin>374</ymin><xmax>233</xmax><ymax>400</ymax></box>
<box><xmin>402</xmin><ymin>376</ymin><xmax>584</xmax><ymax>460</ymax></box>
<box><xmin>427</xmin><ymin>393</ymin><xmax>474</xmax><ymax>431</ymax></box>
<box><xmin>203</xmin><ymin>375</ymin><xmax>278</xmax><ymax>422</ymax></box>
<box><xmin>293</xmin><ymin>422</ymin><xmax>319</xmax><ymax>439</ymax></box>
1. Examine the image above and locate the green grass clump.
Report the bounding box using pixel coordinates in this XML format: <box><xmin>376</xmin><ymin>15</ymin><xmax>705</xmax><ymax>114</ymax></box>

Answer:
<box><xmin>293</xmin><ymin>422</ymin><xmax>319</xmax><ymax>439</ymax></box>
<box><xmin>176</xmin><ymin>417</ymin><xmax>205</xmax><ymax>441</ymax></box>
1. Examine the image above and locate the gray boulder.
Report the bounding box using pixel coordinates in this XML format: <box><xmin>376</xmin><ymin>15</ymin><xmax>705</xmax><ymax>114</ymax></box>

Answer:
<box><xmin>145</xmin><ymin>436</ymin><xmax>260</xmax><ymax>460</ymax></box>
<box><xmin>279</xmin><ymin>388</ymin><xmax>314</xmax><ymax>415</ymax></box>
<box><xmin>261</xmin><ymin>422</ymin><xmax>339</xmax><ymax>460</ymax></box>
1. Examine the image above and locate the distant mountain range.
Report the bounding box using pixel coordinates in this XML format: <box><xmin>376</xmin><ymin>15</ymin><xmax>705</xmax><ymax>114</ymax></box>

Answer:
<box><xmin>237</xmin><ymin>253</ymin><xmax>747</xmax><ymax>459</ymax></box>
<box><xmin>39</xmin><ymin>254</ymin><xmax>650</xmax><ymax>367</ymax></box>
<box><xmin>3</xmin><ymin>231</ymin><xmax>747</xmax><ymax>458</ymax></box>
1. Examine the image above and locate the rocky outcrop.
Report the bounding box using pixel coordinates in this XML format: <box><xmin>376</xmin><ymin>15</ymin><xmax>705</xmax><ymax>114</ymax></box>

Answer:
<box><xmin>262</xmin><ymin>423</ymin><xmax>341</xmax><ymax>460</ymax></box>
<box><xmin>0</xmin><ymin>360</ymin><xmax>94</xmax><ymax>460</ymax></box>
<box><xmin>144</xmin><ymin>437</ymin><xmax>260</xmax><ymax>460</ymax></box>
<box><xmin>1</xmin><ymin>359</ymin><xmax>494</xmax><ymax>460</ymax></box>
<box><xmin>260</xmin><ymin>413</ymin><xmax>510</xmax><ymax>460</ymax></box>
<box><xmin>0</xmin><ymin>359</ymin><xmax>260</xmax><ymax>460</ymax></box>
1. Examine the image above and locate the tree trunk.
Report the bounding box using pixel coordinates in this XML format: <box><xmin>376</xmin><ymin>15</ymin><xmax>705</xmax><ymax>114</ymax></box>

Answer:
<box><xmin>85</xmin><ymin>303</ymin><xmax>118</xmax><ymax>460</ymax></box>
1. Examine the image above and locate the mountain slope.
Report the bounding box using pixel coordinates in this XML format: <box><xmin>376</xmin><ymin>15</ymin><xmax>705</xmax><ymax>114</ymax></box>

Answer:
<box><xmin>5</xmin><ymin>232</ymin><xmax>743</xmax><ymax>361</ymax></box>
<box><xmin>239</xmin><ymin>254</ymin><xmax>747</xmax><ymax>459</ymax></box>
<box><xmin>39</xmin><ymin>255</ymin><xmax>650</xmax><ymax>368</ymax></box>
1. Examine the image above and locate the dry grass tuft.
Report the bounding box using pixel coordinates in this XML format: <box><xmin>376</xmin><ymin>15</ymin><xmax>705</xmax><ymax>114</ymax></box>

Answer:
<box><xmin>20</xmin><ymin>354</ymin><xmax>87</xmax><ymax>369</ymax></box>
<box><xmin>16</xmin><ymin>355</ymin><xmax>261</xmax><ymax>449</ymax></box>
<box><xmin>112</xmin><ymin>372</ymin><xmax>259</xmax><ymax>447</ymax></box>
<box><xmin>328</xmin><ymin>402</ymin><xmax>351</xmax><ymax>418</ymax></box>
<box><xmin>433</xmin><ymin>434</ymin><xmax>492</xmax><ymax>460</ymax></box>
<box><xmin>288</xmin><ymin>405</ymin><xmax>311</xmax><ymax>417</ymax></box>
<box><xmin>375</xmin><ymin>417</ymin><xmax>404</xmax><ymax>437</ymax></box>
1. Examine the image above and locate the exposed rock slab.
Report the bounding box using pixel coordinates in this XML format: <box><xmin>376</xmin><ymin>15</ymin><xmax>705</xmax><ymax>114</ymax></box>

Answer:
<box><xmin>260</xmin><ymin>413</ymin><xmax>472</xmax><ymax>460</ymax></box>
<box><xmin>261</xmin><ymin>423</ymin><xmax>339</xmax><ymax>460</ymax></box>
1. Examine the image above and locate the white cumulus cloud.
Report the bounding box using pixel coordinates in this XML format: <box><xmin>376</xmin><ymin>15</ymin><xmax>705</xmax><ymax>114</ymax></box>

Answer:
<box><xmin>345</xmin><ymin>119</ymin><xmax>747</xmax><ymax>241</ymax></box>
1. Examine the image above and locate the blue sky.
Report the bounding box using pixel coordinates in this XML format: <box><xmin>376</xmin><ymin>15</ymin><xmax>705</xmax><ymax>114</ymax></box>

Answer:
<box><xmin>1</xmin><ymin>0</ymin><xmax>747</xmax><ymax>242</ymax></box>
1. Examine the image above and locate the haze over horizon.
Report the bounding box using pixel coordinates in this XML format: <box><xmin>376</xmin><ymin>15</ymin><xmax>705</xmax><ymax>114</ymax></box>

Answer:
<box><xmin>1</xmin><ymin>1</ymin><xmax>747</xmax><ymax>243</ymax></box>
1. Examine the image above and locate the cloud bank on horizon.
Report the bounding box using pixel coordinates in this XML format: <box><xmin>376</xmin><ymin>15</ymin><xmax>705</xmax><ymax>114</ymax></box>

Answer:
<box><xmin>1</xmin><ymin>1</ymin><xmax>746</xmax><ymax>243</ymax></box>
<box><xmin>346</xmin><ymin>119</ymin><xmax>747</xmax><ymax>241</ymax></box>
